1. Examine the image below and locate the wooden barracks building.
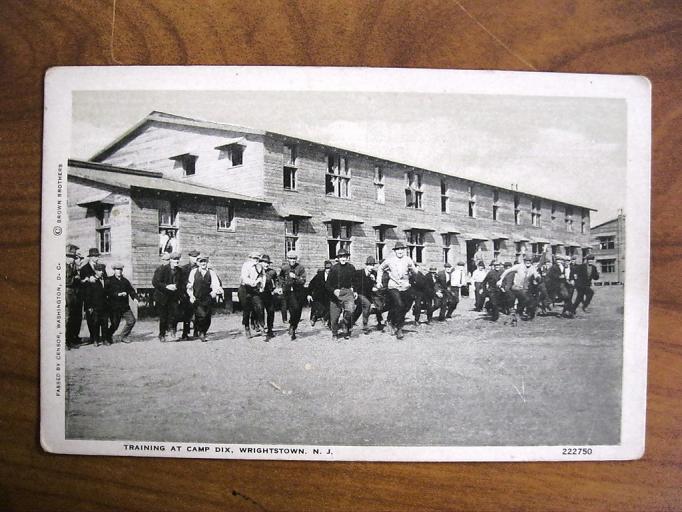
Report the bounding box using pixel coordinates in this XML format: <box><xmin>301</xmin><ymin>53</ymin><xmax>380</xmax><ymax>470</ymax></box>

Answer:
<box><xmin>67</xmin><ymin>111</ymin><xmax>594</xmax><ymax>294</ymax></box>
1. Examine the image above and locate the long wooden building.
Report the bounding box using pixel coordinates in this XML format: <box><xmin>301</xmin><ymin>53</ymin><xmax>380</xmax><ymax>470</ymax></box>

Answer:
<box><xmin>67</xmin><ymin>111</ymin><xmax>595</xmax><ymax>294</ymax></box>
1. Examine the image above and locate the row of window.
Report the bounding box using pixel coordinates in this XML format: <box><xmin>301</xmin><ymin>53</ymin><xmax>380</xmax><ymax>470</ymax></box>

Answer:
<box><xmin>281</xmin><ymin>144</ymin><xmax>587</xmax><ymax>232</ymax></box>
<box><xmin>172</xmin><ymin>142</ymin><xmax>245</xmax><ymax>176</ymax></box>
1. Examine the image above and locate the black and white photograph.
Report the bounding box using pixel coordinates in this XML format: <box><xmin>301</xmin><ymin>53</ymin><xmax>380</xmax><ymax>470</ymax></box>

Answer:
<box><xmin>40</xmin><ymin>67</ymin><xmax>649</xmax><ymax>461</ymax></box>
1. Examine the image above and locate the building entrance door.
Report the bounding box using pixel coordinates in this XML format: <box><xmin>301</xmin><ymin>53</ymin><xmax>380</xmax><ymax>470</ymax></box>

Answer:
<box><xmin>465</xmin><ymin>240</ymin><xmax>478</xmax><ymax>273</ymax></box>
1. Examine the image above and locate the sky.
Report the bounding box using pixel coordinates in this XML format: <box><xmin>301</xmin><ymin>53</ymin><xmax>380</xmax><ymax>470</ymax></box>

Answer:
<box><xmin>72</xmin><ymin>90</ymin><xmax>627</xmax><ymax>226</ymax></box>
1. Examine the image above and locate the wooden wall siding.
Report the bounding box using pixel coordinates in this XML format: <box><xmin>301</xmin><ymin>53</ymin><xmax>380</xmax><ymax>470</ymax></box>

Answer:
<box><xmin>130</xmin><ymin>189</ymin><xmax>281</xmax><ymax>289</ymax></box>
<box><xmin>66</xmin><ymin>177</ymin><xmax>132</xmax><ymax>275</ymax></box>
<box><xmin>98</xmin><ymin>122</ymin><xmax>266</xmax><ymax>198</ymax></box>
<box><xmin>262</xmin><ymin>135</ymin><xmax>590</xmax><ymax>269</ymax></box>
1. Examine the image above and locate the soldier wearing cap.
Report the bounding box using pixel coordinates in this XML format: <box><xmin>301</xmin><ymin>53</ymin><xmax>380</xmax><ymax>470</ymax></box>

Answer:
<box><xmin>307</xmin><ymin>260</ymin><xmax>333</xmax><ymax>328</ymax></box>
<box><xmin>571</xmin><ymin>254</ymin><xmax>599</xmax><ymax>313</ymax></box>
<box><xmin>179</xmin><ymin>249</ymin><xmax>201</xmax><ymax>340</ymax></box>
<box><xmin>497</xmin><ymin>255</ymin><xmax>540</xmax><ymax>320</ymax></box>
<box><xmin>436</xmin><ymin>263</ymin><xmax>456</xmax><ymax>320</ymax></box>
<box><xmin>471</xmin><ymin>260</ymin><xmax>489</xmax><ymax>312</ymax></box>
<box><xmin>187</xmin><ymin>255</ymin><xmax>223</xmax><ymax>342</ymax></box>
<box><xmin>152</xmin><ymin>251</ymin><xmax>182</xmax><ymax>342</ymax></box>
<box><xmin>376</xmin><ymin>241</ymin><xmax>416</xmax><ymax>339</ymax></box>
<box><xmin>352</xmin><ymin>255</ymin><xmax>380</xmax><ymax>334</ymax></box>
<box><xmin>547</xmin><ymin>254</ymin><xmax>575</xmax><ymax>318</ymax></box>
<box><xmin>326</xmin><ymin>248</ymin><xmax>357</xmax><ymax>339</ymax></box>
<box><xmin>83</xmin><ymin>262</ymin><xmax>109</xmax><ymax>346</ymax></box>
<box><xmin>279</xmin><ymin>250</ymin><xmax>307</xmax><ymax>340</ymax></box>
<box><xmin>258</xmin><ymin>254</ymin><xmax>278</xmax><ymax>339</ymax></box>
<box><xmin>238</xmin><ymin>251</ymin><xmax>266</xmax><ymax>338</ymax></box>
<box><xmin>105</xmin><ymin>262</ymin><xmax>138</xmax><ymax>342</ymax></box>
<box><xmin>481</xmin><ymin>260</ymin><xmax>504</xmax><ymax>321</ymax></box>
<box><xmin>65</xmin><ymin>244</ymin><xmax>83</xmax><ymax>349</ymax></box>
<box><xmin>410</xmin><ymin>264</ymin><xmax>438</xmax><ymax>325</ymax></box>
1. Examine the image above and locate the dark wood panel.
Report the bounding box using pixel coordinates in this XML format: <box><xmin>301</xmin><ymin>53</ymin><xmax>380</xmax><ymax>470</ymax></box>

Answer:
<box><xmin>0</xmin><ymin>1</ymin><xmax>680</xmax><ymax>511</ymax></box>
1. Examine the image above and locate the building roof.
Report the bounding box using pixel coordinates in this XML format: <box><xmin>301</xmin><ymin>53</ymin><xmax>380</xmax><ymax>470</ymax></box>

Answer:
<box><xmin>89</xmin><ymin>111</ymin><xmax>597</xmax><ymax>212</ymax></box>
<box><xmin>591</xmin><ymin>215</ymin><xmax>625</xmax><ymax>230</ymax></box>
<box><xmin>68</xmin><ymin>159</ymin><xmax>269</xmax><ymax>204</ymax></box>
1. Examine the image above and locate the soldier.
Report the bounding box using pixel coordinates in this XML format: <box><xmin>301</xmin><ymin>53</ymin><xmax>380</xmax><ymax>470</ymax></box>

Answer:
<box><xmin>238</xmin><ymin>251</ymin><xmax>266</xmax><ymax>338</ymax></box>
<box><xmin>80</xmin><ymin>248</ymin><xmax>102</xmax><ymax>343</ymax></box>
<box><xmin>259</xmin><ymin>254</ymin><xmax>278</xmax><ymax>339</ymax></box>
<box><xmin>411</xmin><ymin>265</ymin><xmax>436</xmax><ymax>325</ymax></box>
<box><xmin>449</xmin><ymin>261</ymin><xmax>468</xmax><ymax>307</ymax></box>
<box><xmin>571</xmin><ymin>254</ymin><xmax>600</xmax><ymax>313</ymax></box>
<box><xmin>279</xmin><ymin>250</ymin><xmax>307</xmax><ymax>340</ymax></box>
<box><xmin>437</xmin><ymin>263</ymin><xmax>456</xmax><ymax>320</ymax></box>
<box><xmin>471</xmin><ymin>261</ymin><xmax>489</xmax><ymax>312</ymax></box>
<box><xmin>83</xmin><ymin>263</ymin><xmax>109</xmax><ymax>346</ymax></box>
<box><xmin>497</xmin><ymin>255</ymin><xmax>540</xmax><ymax>320</ymax></box>
<box><xmin>179</xmin><ymin>249</ymin><xmax>201</xmax><ymax>340</ymax></box>
<box><xmin>152</xmin><ymin>252</ymin><xmax>182</xmax><ymax>342</ymax></box>
<box><xmin>500</xmin><ymin>262</ymin><xmax>516</xmax><ymax>315</ymax></box>
<box><xmin>105</xmin><ymin>262</ymin><xmax>138</xmax><ymax>343</ymax></box>
<box><xmin>65</xmin><ymin>244</ymin><xmax>83</xmax><ymax>349</ymax></box>
<box><xmin>548</xmin><ymin>255</ymin><xmax>575</xmax><ymax>318</ymax></box>
<box><xmin>187</xmin><ymin>255</ymin><xmax>223</xmax><ymax>342</ymax></box>
<box><xmin>426</xmin><ymin>266</ymin><xmax>445</xmax><ymax>323</ymax></box>
<box><xmin>377</xmin><ymin>241</ymin><xmax>416</xmax><ymax>340</ymax></box>
<box><xmin>307</xmin><ymin>260</ymin><xmax>332</xmax><ymax>327</ymax></box>
<box><xmin>352</xmin><ymin>256</ymin><xmax>379</xmax><ymax>334</ymax></box>
<box><xmin>326</xmin><ymin>248</ymin><xmax>357</xmax><ymax>339</ymax></box>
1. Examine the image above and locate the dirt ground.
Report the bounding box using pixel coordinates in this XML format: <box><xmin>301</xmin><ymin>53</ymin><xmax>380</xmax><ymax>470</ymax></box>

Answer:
<box><xmin>66</xmin><ymin>287</ymin><xmax>624</xmax><ymax>446</ymax></box>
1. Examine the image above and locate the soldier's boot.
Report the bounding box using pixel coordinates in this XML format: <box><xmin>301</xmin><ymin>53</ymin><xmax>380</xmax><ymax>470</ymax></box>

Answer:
<box><xmin>244</xmin><ymin>326</ymin><xmax>252</xmax><ymax>339</ymax></box>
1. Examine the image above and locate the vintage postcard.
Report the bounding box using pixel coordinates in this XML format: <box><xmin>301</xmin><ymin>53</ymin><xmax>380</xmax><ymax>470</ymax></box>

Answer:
<box><xmin>41</xmin><ymin>66</ymin><xmax>650</xmax><ymax>461</ymax></box>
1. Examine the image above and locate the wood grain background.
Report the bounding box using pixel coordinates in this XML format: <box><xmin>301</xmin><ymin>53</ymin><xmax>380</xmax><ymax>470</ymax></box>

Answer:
<box><xmin>1</xmin><ymin>1</ymin><xmax>680</xmax><ymax>510</ymax></box>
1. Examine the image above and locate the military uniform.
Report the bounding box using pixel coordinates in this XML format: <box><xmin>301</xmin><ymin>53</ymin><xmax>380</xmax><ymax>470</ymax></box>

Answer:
<box><xmin>279</xmin><ymin>251</ymin><xmax>307</xmax><ymax>339</ymax></box>
<box><xmin>105</xmin><ymin>263</ymin><xmax>138</xmax><ymax>342</ymax></box>
<box><xmin>152</xmin><ymin>253</ymin><xmax>182</xmax><ymax>341</ymax></box>
<box><xmin>82</xmin><ymin>263</ymin><xmax>109</xmax><ymax>345</ymax></box>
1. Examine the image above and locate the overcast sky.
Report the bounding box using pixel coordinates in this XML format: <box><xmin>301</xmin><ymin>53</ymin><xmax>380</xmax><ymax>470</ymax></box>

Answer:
<box><xmin>72</xmin><ymin>91</ymin><xmax>626</xmax><ymax>226</ymax></box>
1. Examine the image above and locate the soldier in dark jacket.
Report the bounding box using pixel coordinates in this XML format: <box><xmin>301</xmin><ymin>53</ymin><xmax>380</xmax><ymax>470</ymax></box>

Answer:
<box><xmin>83</xmin><ymin>263</ymin><xmax>109</xmax><ymax>346</ymax></box>
<box><xmin>105</xmin><ymin>262</ymin><xmax>138</xmax><ymax>343</ymax></box>
<box><xmin>411</xmin><ymin>266</ymin><xmax>436</xmax><ymax>324</ymax></box>
<box><xmin>65</xmin><ymin>244</ymin><xmax>83</xmax><ymax>349</ymax></box>
<box><xmin>436</xmin><ymin>263</ymin><xmax>457</xmax><ymax>320</ymax></box>
<box><xmin>152</xmin><ymin>252</ymin><xmax>182</xmax><ymax>342</ymax></box>
<box><xmin>80</xmin><ymin>248</ymin><xmax>102</xmax><ymax>343</ymax></box>
<box><xmin>307</xmin><ymin>260</ymin><xmax>332</xmax><ymax>327</ymax></box>
<box><xmin>481</xmin><ymin>261</ymin><xmax>504</xmax><ymax>321</ymax></box>
<box><xmin>179</xmin><ymin>249</ymin><xmax>201</xmax><ymax>339</ymax></box>
<box><xmin>259</xmin><ymin>254</ymin><xmax>278</xmax><ymax>339</ymax></box>
<box><xmin>279</xmin><ymin>250</ymin><xmax>307</xmax><ymax>340</ymax></box>
<box><xmin>352</xmin><ymin>256</ymin><xmax>378</xmax><ymax>334</ymax></box>
<box><xmin>326</xmin><ymin>248</ymin><xmax>356</xmax><ymax>339</ymax></box>
<box><xmin>571</xmin><ymin>254</ymin><xmax>600</xmax><ymax>313</ymax></box>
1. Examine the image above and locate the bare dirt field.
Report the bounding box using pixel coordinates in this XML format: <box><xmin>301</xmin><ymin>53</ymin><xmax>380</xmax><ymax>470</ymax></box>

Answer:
<box><xmin>66</xmin><ymin>287</ymin><xmax>623</xmax><ymax>446</ymax></box>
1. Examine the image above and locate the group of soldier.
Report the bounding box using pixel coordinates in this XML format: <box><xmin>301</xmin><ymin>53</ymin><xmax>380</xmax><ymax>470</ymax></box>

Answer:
<box><xmin>64</xmin><ymin>239</ymin><xmax>600</xmax><ymax>348</ymax></box>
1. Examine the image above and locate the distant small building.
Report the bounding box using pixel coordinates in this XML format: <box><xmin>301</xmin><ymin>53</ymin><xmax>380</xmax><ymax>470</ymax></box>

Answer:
<box><xmin>67</xmin><ymin>111</ymin><xmax>596</xmax><ymax>296</ymax></box>
<box><xmin>590</xmin><ymin>213</ymin><xmax>625</xmax><ymax>285</ymax></box>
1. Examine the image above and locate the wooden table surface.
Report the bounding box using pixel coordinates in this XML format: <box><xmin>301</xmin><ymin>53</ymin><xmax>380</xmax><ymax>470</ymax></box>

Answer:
<box><xmin>1</xmin><ymin>1</ymin><xmax>680</xmax><ymax>510</ymax></box>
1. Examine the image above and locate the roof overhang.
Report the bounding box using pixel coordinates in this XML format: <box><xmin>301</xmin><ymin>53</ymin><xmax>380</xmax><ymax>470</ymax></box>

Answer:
<box><xmin>372</xmin><ymin>220</ymin><xmax>398</xmax><ymax>228</ymax></box>
<box><xmin>463</xmin><ymin>232</ymin><xmax>490</xmax><ymax>241</ymax></box>
<box><xmin>490</xmin><ymin>233</ymin><xmax>510</xmax><ymax>240</ymax></box>
<box><xmin>273</xmin><ymin>204</ymin><xmax>313</xmax><ymax>219</ymax></box>
<box><xmin>77</xmin><ymin>191</ymin><xmax>116</xmax><ymax>207</ymax></box>
<box><xmin>323</xmin><ymin>212</ymin><xmax>364</xmax><ymax>224</ymax></box>
<box><xmin>214</xmin><ymin>137</ymin><xmax>247</xmax><ymax>150</ymax></box>
<box><xmin>406</xmin><ymin>225</ymin><xmax>436</xmax><ymax>232</ymax></box>
<box><xmin>513</xmin><ymin>236</ymin><xmax>530</xmax><ymax>243</ymax></box>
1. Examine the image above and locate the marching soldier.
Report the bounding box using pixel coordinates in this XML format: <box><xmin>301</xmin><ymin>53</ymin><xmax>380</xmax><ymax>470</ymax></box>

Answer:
<box><xmin>179</xmin><ymin>249</ymin><xmax>201</xmax><ymax>339</ymax></box>
<box><xmin>471</xmin><ymin>261</ymin><xmax>489</xmax><ymax>312</ymax></box>
<box><xmin>376</xmin><ymin>241</ymin><xmax>416</xmax><ymax>340</ymax></box>
<box><xmin>65</xmin><ymin>244</ymin><xmax>83</xmax><ymax>349</ymax></box>
<box><xmin>326</xmin><ymin>248</ymin><xmax>357</xmax><ymax>339</ymax></box>
<box><xmin>259</xmin><ymin>254</ymin><xmax>278</xmax><ymax>339</ymax></box>
<box><xmin>80</xmin><ymin>248</ymin><xmax>102</xmax><ymax>344</ymax></box>
<box><xmin>352</xmin><ymin>256</ymin><xmax>379</xmax><ymax>334</ymax></box>
<box><xmin>497</xmin><ymin>255</ymin><xmax>540</xmax><ymax>320</ymax></box>
<box><xmin>187</xmin><ymin>255</ymin><xmax>223</xmax><ymax>342</ymax></box>
<box><xmin>238</xmin><ymin>251</ymin><xmax>266</xmax><ymax>338</ymax></box>
<box><xmin>279</xmin><ymin>250</ymin><xmax>306</xmax><ymax>340</ymax></box>
<box><xmin>307</xmin><ymin>260</ymin><xmax>333</xmax><ymax>327</ymax></box>
<box><xmin>83</xmin><ymin>262</ymin><xmax>109</xmax><ymax>346</ymax></box>
<box><xmin>152</xmin><ymin>252</ymin><xmax>182</xmax><ymax>342</ymax></box>
<box><xmin>411</xmin><ymin>265</ymin><xmax>436</xmax><ymax>325</ymax></box>
<box><xmin>105</xmin><ymin>262</ymin><xmax>138</xmax><ymax>343</ymax></box>
<box><xmin>437</xmin><ymin>263</ymin><xmax>456</xmax><ymax>320</ymax></box>
<box><xmin>571</xmin><ymin>254</ymin><xmax>599</xmax><ymax>313</ymax></box>
<box><xmin>481</xmin><ymin>261</ymin><xmax>504</xmax><ymax>321</ymax></box>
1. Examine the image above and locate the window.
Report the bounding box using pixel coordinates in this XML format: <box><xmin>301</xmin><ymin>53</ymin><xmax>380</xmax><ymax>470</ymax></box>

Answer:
<box><xmin>600</xmin><ymin>259</ymin><xmax>616</xmax><ymax>273</ymax></box>
<box><xmin>442</xmin><ymin>234</ymin><xmax>451</xmax><ymax>264</ymax></box>
<box><xmin>515</xmin><ymin>242</ymin><xmax>524</xmax><ymax>262</ymax></box>
<box><xmin>283</xmin><ymin>143</ymin><xmax>297</xmax><ymax>190</ymax></box>
<box><xmin>405</xmin><ymin>230</ymin><xmax>425</xmax><ymax>263</ymax></box>
<box><xmin>440</xmin><ymin>180</ymin><xmax>449</xmax><ymax>213</ymax></box>
<box><xmin>375</xmin><ymin>227</ymin><xmax>386</xmax><ymax>261</ymax></box>
<box><xmin>96</xmin><ymin>206</ymin><xmax>111</xmax><ymax>254</ymax></box>
<box><xmin>565</xmin><ymin>206</ymin><xmax>574</xmax><ymax>232</ymax></box>
<box><xmin>227</xmin><ymin>145</ymin><xmax>243</xmax><ymax>166</ymax></box>
<box><xmin>170</xmin><ymin>153</ymin><xmax>198</xmax><ymax>176</ymax></box>
<box><xmin>216</xmin><ymin>204</ymin><xmax>234</xmax><ymax>231</ymax></box>
<box><xmin>551</xmin><ymin>203</ymin><xmax>557</xmax><ymax>224</ymax></box>
<box><xmin>158</xmin><ymin>200</ymin><xmax>178</xmax><ymax>228</ymax></box>
<box><xmin>531</xmin><ymin>199</ymin><xmax>541</xmax><ymax>227</ymax></box>
<box><xmin>492</xmin><ymin>190</ymin><xmax>499</xmax><ymax>221</ymax></box>
<box><xmin>530</xmin><ymin>242</ymin><xmax>544</xmax><ymax>257</ymax></box>
<box><xmin>581</xmin><ymin>209</ymin><xmax>587</xmax><ymax>234</ymax></box>
<box><xmin>327</xmin><ymin>221</ymin><xmax>352</xmax><ymax>259</ymax></box>
<box><xmin>468</xmin><ymin>185</ymin><xmax>476</xmax><ymax>218</ymax></box>
<box><xmin>599</xmin><ymin>236</ymin><xmax>615</xmax><ymax>250</ymax></box>
<box><xmin>514</xmin><ymin>194</ymin><xmax>521</xmax><ymax>225</ymax></box>
<box><xmin>567</xmin><ymin>246</ymin><xmax>576</xmax><ymax>257</ymax></box>
<box><xmin>493</xmin><ymin>239</ymin><xmax>501</xmax><ymax>260</ymax></box>
<box><xmin>374</xmin><ymin>166</ymin><xmax>385</xmax><ymax>204</ymax></box>
<box><xmin>326</xmin><ymin>154</ymin><xmax>351</xmax><ymax>198</ymax></box>
<box><xmin>285</xmin><ymin>219</ymin><xmax>299</xmax><ymax>254</ymax></box>
<box><xmin>404</xmin><ymin>171</ymin><xmax>423</xmax><ymax>209</ymax></box>
<box><xmin>582</xmin><ymin>248</ymin><xmax>590</xmax><ymax>258</ymax></box>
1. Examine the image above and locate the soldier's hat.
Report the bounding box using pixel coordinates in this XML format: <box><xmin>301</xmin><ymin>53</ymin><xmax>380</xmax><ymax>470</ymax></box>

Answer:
<box><xmin>492</xmin><ymin>260</ymin><xmax>501</xmax><ymax>266</ymax></box>
<box><xmin>443</xmin><ymin>262</ymin><xmax>452</xmax><ymax>268</ymax></box>
<box><xmin>88</xmin><ymin>248</ymin><xmax>100</xmax><ymax>257</ymax></box>
<box><xmin>259</xmin><ymin>254</ymin><xmax>271</xmax><ymax>264</ymax></box>
<box><xmin>249</xmin><ymin>251</ymin><xmax>262</xmax><ymax>259</ymax></box>
<box><xmin>585</xmin><ymin>254</ymin><xmax>595</xmax><ymax>261</ymax></box>
<box><xmin>187</xmin><ymin>249</ymin><xmax>201</xmax><ymax>257</ymax></box>
<box><xmin>286</xmin><ymin>250</ymin><xmax>298</xmax><ymax>259</ymax></box>
<box><xmin>323</xmin><ymin>260</ymin><xmax>332</xmax><ymax>269</ymax></box>
<box><xmin>504</xmin><ymin>261</ymin><xmax>513</xmax><ymax>268</ymax></box>
<box><xmin>94</xmin><ymin>263</ymin><xmax>106</xmax><ymax>271</ymax></box>
<box><xmin>160</xmin><ymin>253</ymin><xmax>171</xmax><ymax>261</ymax></box>
<box><xmin>66</xmin><ymin>243</ymin><xmax>79</xmax><ymax>257</ymax></box>
<box><xmin>112</xmin><ymin>262</ymin><xmax>124</xmax><ymax>269</ymax></box>
<box><xmin>428</xmin><ymin>266</ymin><xmax>438</xmax><ymax>272</ymax></box>
<box><xmin>393</xmin><ymin>241</ymin><xmax>407</xmax><ymax>250</ymax></box>
<box><xmin>197</xmin><ymin>255</ymin><xmax>209</xmax><ymax>262</ymax></box>
<box><xmin>365</xmin><ymin>256</ymin><xmax>376</xmax><ymax>265</ymax></box>
<box><xmin>169</xmin><ymin>252</ymin><xmax>181</xmax><ymax>260</ymax></box>
<box><xmin>337</xmin><ymin>248</ymin><xmax>350</xmax><ymax>257</ymax></box>
<box><xmin>457</xmin><ymin>261</ymin><xmax>465</xmax><ymax>266</ymax></box>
